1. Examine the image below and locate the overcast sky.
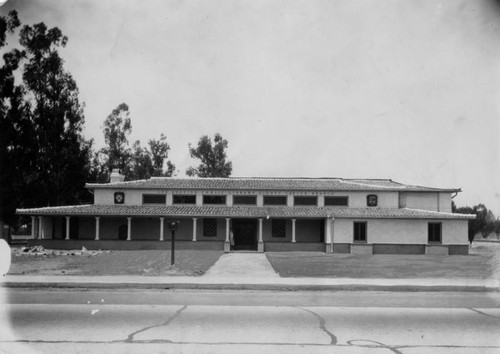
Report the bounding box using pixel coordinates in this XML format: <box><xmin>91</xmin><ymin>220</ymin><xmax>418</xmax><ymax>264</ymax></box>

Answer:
<box><xmin>1</xmin><ymin>0</ymin><xmax>499</xmax><ymax>213</ymax></box>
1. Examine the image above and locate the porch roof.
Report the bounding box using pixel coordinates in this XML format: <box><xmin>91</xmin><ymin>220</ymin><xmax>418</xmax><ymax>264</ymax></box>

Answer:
<box><xmin>17</xmin><ymin>205</ymin><xmax>476</xmax><ymax>220</ymax></box>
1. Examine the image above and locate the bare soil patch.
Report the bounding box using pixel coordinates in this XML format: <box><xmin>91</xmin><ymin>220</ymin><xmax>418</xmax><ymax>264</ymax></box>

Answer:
<box><xmin>9</xmin><ymin>248</ymin><xmax>223</xmax><ymax>276</ymax></box>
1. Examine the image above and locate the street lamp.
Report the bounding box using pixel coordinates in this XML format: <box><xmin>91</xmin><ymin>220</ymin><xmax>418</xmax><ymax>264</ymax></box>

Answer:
<box><xmin>168</xmin><ymin>221</ymin><xmax>180</xmax><ymax>266</ymax></box>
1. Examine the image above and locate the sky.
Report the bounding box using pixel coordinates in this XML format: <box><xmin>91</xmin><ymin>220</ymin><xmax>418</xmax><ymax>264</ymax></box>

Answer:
<box><xmin>1</xmin><ymin>0</ymin><xmax>499</xmax><ymax>213</ymax></box>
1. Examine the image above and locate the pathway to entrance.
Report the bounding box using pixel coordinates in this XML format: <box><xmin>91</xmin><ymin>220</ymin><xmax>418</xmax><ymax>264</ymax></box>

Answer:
<box><xmin>203</xmin><ymin>253</ymin><xmax>280</xmax><ymax>278</ymax></box>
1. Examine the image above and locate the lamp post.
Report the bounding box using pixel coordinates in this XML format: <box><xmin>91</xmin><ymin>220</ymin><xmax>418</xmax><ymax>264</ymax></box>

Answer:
<box><xmin>168</xmin><ymin>221</ymin><xmax>180</xmax><ymax>266</ymax></box>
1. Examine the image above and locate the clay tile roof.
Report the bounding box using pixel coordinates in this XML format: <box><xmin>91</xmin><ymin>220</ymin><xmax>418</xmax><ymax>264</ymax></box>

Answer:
<box><xmin>85</xmin><ymin>177</ymin><xmax>461</xmax><ymax>193</ymax></box>
<box><xmin>16</xmin><ymin>205</ymin><xmax>476</xmax><ymax>219</ymax></box>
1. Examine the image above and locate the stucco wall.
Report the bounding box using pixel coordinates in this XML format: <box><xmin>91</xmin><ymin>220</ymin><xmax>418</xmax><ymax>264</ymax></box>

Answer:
<box><xmin>333</xmin><ymin>219</ymin><xmax>468</xmax><ymax>245</ymax></box>
<box><xmin>93</xmin><ymin>188</ymin><xmax>401</xmax><ymax>208</ymax></box>
<box><xmin>399</xmin><ymin>192</ymin><xmax>442</xmax><ymax>211</ymax></box>
<box><xmin>438</xmin><ymin>193</ymin><xmax>452</xmax><ymax>212</ymax></box>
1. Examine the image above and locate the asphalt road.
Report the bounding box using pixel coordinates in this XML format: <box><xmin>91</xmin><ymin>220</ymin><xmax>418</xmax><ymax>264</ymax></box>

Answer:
<box><xmin>1</xmin><ymin>288</ymin><xmax>499</xmax><ymax>353</ymax></box>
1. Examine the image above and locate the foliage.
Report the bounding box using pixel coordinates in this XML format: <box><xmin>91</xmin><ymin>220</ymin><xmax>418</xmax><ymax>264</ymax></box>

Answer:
<box><xmin>0</xmin><ymin>12</ymin><xmax>91</xmax><ymax>225</ymax></box>
<box><xmin>92</xmin><ymin>108</ymin><xmax>175</xmax><ymax>181</ymax></box>
<box><xmin>0</xmin><ymin>10</ymin><xmax>24</xmax><ymax>225</ymax></box>
<box><xmin>101</xmin><ymin>102</ymin><xmax>131</xmax><ymax>171</ymax></box>
<box><xmin>19</xmin><ymin>21</ymin><xmax>91</xmax><ymax>207</ymax></box>
<box><xmin>454</xmin><ymin>203</ymin><xmax>499</xmax><ymax>242</ymax></box>
<box><xmin>186</xmin><ymin>133</ymin><xmax>232</xmax><ymax>177</ymax></box>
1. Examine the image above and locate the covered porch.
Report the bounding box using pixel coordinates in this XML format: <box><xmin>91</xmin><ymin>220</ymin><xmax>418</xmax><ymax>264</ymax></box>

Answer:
<box><xmin>25</xmin><ymin>213</ymin><xmax>332</xmax><ymax>252</ymax></box>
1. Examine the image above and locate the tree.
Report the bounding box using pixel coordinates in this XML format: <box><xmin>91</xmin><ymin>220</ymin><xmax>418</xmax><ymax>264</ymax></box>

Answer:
<box><xmin>0</xmin><ymin>10</ymin><xmax>24</xmax><ymax>225</ymax></box>
<box><xmin>1</xmin><ymin>15</ymin><xmax>91</xmax><ymax>226</ymax></box>
<box><xmin>101</xmin><ymin>103</ymin><xmax>131</xmax><ymax>172</ymax></box>
<box><xmin>186</xmin><ymin>133</ymin><xmax>232</xmax><ymax>177</ymax></box>
<box><xmin>19</xmin><ymin>22</ymin><xmax>91</xmax><ymax>207</ymax></box>
<box><xmin>494</xmin><ymin>218</ymin><xmax>500</xmax><ymax>237</ymax></box>
<box><xmin>123</xmin><ymin>135</ymin><xmax>176</xmax><ymax>180</ymax></box>
<box><xmin>149</xmin><ymin>134</ymin><xmax>175</xmax><ymax>177</ymax></box>
<box><xmin>87</xmin><ymin>149</ymin><xmax>109</xmax><ymax>184</ymax></box>
<box><xmin>93</xmin><ymin>107</ymin><xmax>176</xmax><ymax>181</ymax></box>
<box><xmin>482</xmin><ymin>210</ymin><xmax>496</xmax><ymax>237</ymax></box>
<box><xmin>454</xmin><ymin>203</ymin><xmax>493</xmax><ymax>243</ymax></box>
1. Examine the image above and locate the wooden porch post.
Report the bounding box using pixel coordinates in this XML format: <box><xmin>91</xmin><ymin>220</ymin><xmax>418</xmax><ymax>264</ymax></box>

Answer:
<box><xmin>192</xmin><ymin>218</ymin><xmax>197</xmax><ymax>242</ymax></box>
<box><xmin>38</xmin><ymin>216</ymin><xmax>43</xmax><ymax>239</ymax></box>
<box><xmin>258</xmin><ymin>218</ymin><xmax>264</xmax><ymax>252</ymax></box>
<box><xmin>127</xmin><ymin>217</ymin><xmax>132</xmax><ymax>241</ymax></box>
<box><xmin>95</xmin><ymin>217</ymin><xmax>100</xmax><ymax>241</ymax></box>
<box><xmin>31</xmin><ymin>216</ymin><xmax>36</xmax><ymax>238</ymax></box>
<box><xmin>159</xmin><ymin>217</ymin><xmax>165</xmax><ymax>241</ymax></box>
<box><xmin>65</xmin><ymin>216</ymin><xmax>71</xmax><ymax>240</ymax></box>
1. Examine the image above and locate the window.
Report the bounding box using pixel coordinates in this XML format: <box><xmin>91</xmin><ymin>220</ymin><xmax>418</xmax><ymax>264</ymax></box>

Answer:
<box><xmin>367</xmin><ymin>194</ymin><xmax>378</xmax><ymax>207</ymax></box>
<box><xmin>203</xmin><ymin>218</ymin><xmax>217</xmax><ymax>237</ymax></box>
<box><xmin>428</xmin><ymin>223</ymin><xmax>442</xmax><ymax>243</ymax></box>
<box><xmin>114</xmin><ymin>192</ymin><xmax>125</xmax><ymax>204</ymax></box>
<box><xmin>142</xmin><ymin>194</ymin><xmax>166</xmax><ymax>204</ymax></box>
<box><xmin>353</xmin><ymin>222</ymin><xmax>367</xmax><ymax>242</ymax></box>
<box><xmin>294</xmin><ymin>196</ymin><xmax>317</xmax><ymax>206</ymax></box>
<box><xmin>272</xmin><ymin>219</ymin><xmax>286</xmax><ymax>238</ymax></box>
<box><xmin>325</xmin><ymin>196</ymin><xmax>348</xmax><ymax>206</ymax></box>
<box><xmin>203</xmin><ymin>195</ymin><xmax>226</xmax><ymax>205</ymax></box>
<box><xmin>233</xmin><ymin>195</ymin><xmax>257</xmax><ymax>205</ymax></box>
<box><xmin>173</xmin><ymin>195</ymin><xmax>196</xmax><ymax>204</ymax></box>
<box><xmin>263</xmin><ymin>196</ymin><xmax>287</xmax><ymax>205</ymax></box>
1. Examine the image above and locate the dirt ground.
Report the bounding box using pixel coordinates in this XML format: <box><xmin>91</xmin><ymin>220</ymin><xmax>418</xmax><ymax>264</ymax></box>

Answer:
<box><xmin>266</xmin><ymin>242</ymin><xmax>500</xmax><ymax>279</ymax></box>
<box><xmin>8</xmin><ymin>243</ymin><xmax>500</xmax><ymax>279</ymax></box>
<box><xmin>9</xmin><ymin>249</ymin><xmax>223</xmax><ymax>276</ymax></box>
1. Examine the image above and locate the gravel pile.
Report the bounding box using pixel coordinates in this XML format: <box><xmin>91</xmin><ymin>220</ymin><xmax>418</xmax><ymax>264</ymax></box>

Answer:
<box><xmin>15</xmin><ymin>245</ymin><xmax>111</xmax><ymax>257</ymax></box>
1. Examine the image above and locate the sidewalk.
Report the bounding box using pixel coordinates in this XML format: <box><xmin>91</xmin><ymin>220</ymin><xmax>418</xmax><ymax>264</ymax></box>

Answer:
<box><xmin>2</xmin><ymin>274</ymin><xmax>499</xmax><ymax>292</ymax></box>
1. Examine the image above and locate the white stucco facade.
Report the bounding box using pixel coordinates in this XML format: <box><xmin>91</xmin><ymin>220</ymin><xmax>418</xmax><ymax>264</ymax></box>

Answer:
<box><xmin>19</xmin><ymin>176</ymin><xmax>475</xmax><ymax>255</ymax></box>
<box><xmin>332</xmin><ymin>219</ymin><xmax>468</xmax><ymax>245</ymax></box>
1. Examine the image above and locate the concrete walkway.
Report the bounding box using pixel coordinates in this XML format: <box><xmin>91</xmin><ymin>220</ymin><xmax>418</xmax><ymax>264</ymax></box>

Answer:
<box><xmin>203</xmin><ymin>253</ymin><xmax>279</xmax><ymax>278</ymax></box>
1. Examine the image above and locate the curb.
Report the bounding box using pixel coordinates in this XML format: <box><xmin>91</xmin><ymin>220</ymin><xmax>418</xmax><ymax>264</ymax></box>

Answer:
<box><xmin>2</xmin><ymin>282</ymin><xmax>498</xmax><ymax>292</ymax></box>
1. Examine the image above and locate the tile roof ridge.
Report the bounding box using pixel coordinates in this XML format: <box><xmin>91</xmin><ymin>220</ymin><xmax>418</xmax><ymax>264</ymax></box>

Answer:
<box><xmin>150</xmin><ymin>176</ymin><xmax>346</xmax><ymax>180</ymax></box>
<box><xmin>340</xmin><ymin>180</ymin><xmax>400</xmax><ymax>189</ymax></box>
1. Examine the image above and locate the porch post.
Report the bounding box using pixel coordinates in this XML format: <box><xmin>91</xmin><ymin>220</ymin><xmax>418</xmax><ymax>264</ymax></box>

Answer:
<box><xmin>65</xmin><ymin>216</ymin><xmax>70</xmax><ymax>240</ymax></box>
<box><xmin>193</xmin><ymin>218</ymin><xmax>198</xmax><ymax>242</ymax></box>
<box><xmin>291</xmin><ymin>219</ymin><xmax>296</xmax><ymax>243</ymax></box>
<box><xmin>31</xmin><ymin>216</ymin><xmax>36</xmax><ymax>238</ymax></box>
<box><xmin>325</xmin><ymin>217</ymin><xmax>333</xmax><ymax>253</ymax></box>
<box><xmin>224</xmin><ymin>218</ymin><xmax>231</xmax><ymax>252</ymax></box>
<box><xmin>95</xmin><ymin>217</ymin><xmax>100</xmax><ymax>241</ymax></box>
<box><xmin>38</xmin><ymin>216</ymin><xmax>43</xmax><ymax>239</ymax></box>
<box><xmin>258</xmin><ymin>218</ymin><xmax>264</xmax><ymax>252</ymax></box>
<box><xmin>127</xmin><ymin>217</ymin><xmax>132</xmax><ymax>241</ymax></box>
<box><xmin>225</xmin><ymin>218</ymin><xmax>230</xmax><ymax>242</ymax></box>
<box><xmin>159</xmin><ymin>217</ymin><xmax>164</xmax><ymax>241</ymax></box>
<box><xmin>192</xmin><ymin>218</ymin><xmax>197</xmax><ymax>242</ymax></box>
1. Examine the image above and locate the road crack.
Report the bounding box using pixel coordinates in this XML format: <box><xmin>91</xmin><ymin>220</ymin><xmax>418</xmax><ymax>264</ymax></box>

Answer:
<box><xmin>468</xmin><ymin>308</ymin><xmax>500</xmax><ymax>320</ymax></box>
<box><xmin>347</xmin><ymin>339</ymin><xmax>403</xmax><ymax>354</ymax></box>
<box><xmin>295</xmin><ymin>307</ymin><xmax>337</xmax><ymax>345</ymax></box>
<box><xmin>124</xmin><ymin>305</ymin><xmax>187</xmax><ymax>343</ymax></box>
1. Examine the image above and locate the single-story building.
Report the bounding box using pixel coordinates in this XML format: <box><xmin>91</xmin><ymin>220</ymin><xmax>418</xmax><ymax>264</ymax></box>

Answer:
<box><xmin>16</xmin><ymin>170</ymin><xmax>475</xmax><ymax>255</ymax></box>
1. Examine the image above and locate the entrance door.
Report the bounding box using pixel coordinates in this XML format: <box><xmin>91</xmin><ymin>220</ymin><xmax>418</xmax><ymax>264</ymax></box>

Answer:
<box><xmin>232</xmin><ymin>219</ymin><xmax>257</xmax><ymax>251</ymax></box>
